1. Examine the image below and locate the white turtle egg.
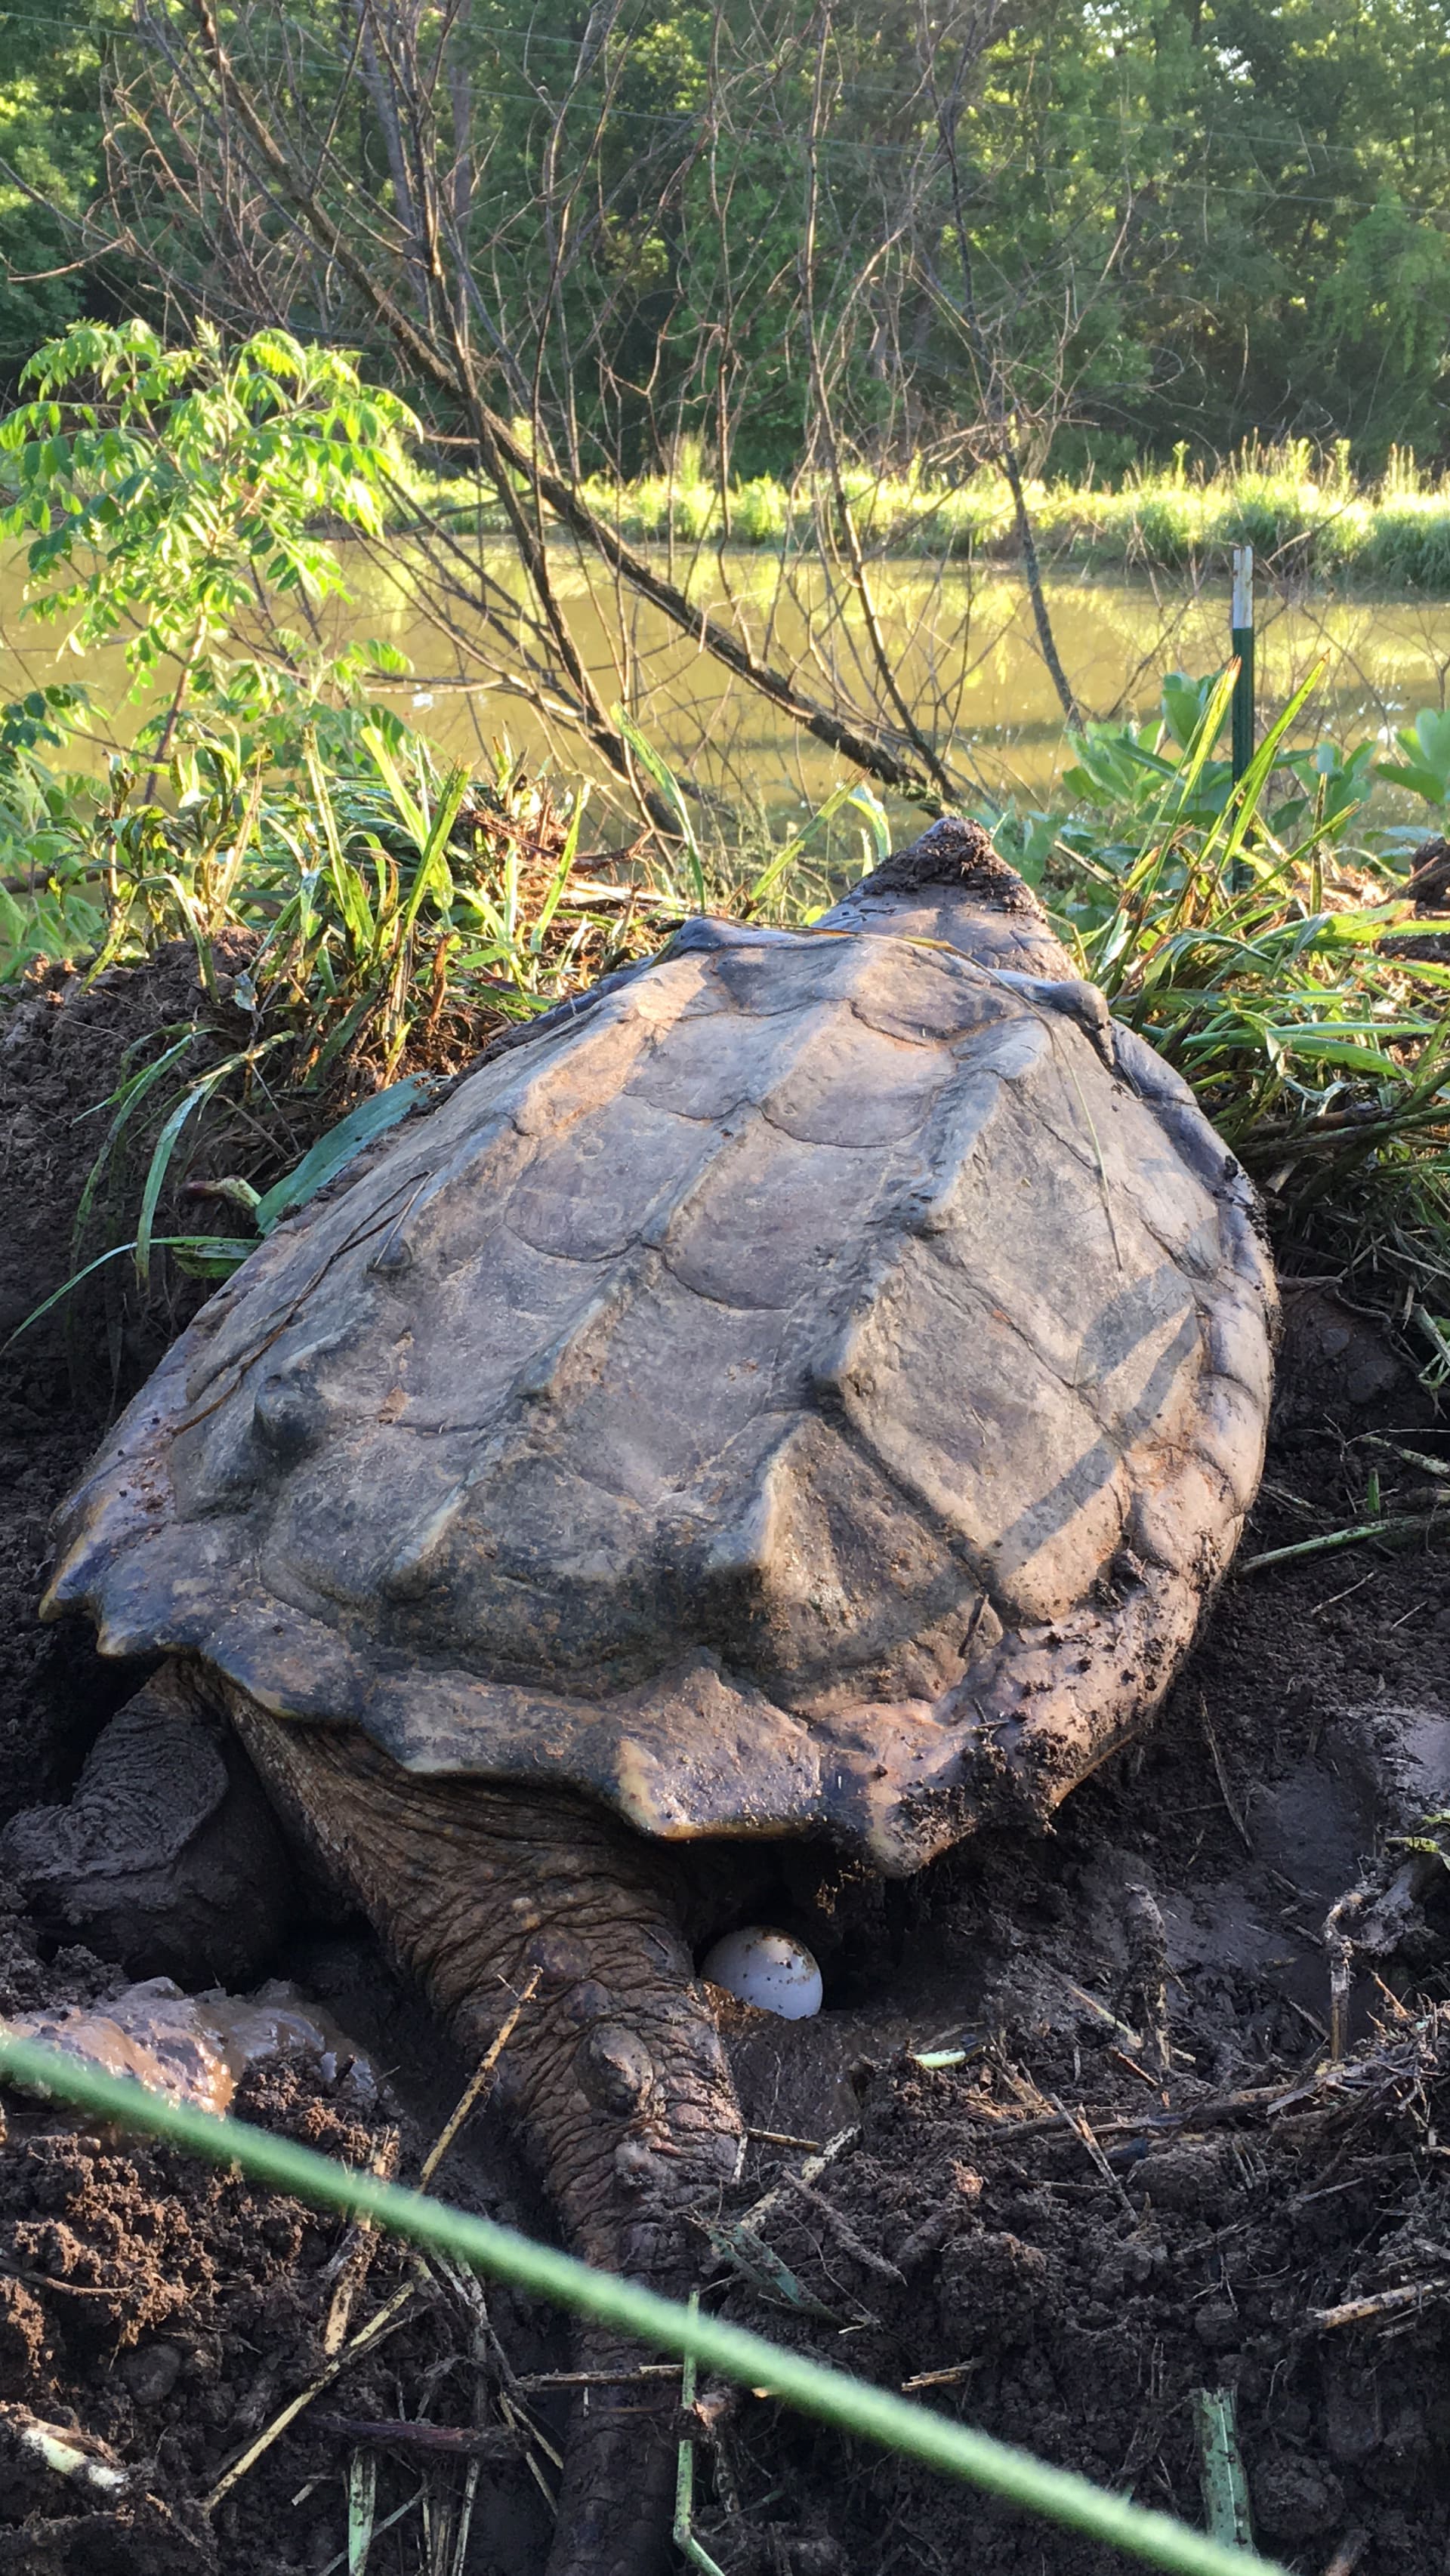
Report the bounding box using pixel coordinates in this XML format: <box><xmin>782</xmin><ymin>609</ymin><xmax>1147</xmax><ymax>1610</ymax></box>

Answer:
<box><xmin>700</xmin><ymin>1927</ymin><xmax>823</xmax><ymax>2020</ymax></box>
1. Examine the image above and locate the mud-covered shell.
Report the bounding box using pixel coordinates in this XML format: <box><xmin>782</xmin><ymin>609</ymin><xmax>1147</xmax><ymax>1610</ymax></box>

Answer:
<box><xmin>46</xmin><ymin>846</ymin><xmax>1276</xmax><ymax>1872</ymax></box>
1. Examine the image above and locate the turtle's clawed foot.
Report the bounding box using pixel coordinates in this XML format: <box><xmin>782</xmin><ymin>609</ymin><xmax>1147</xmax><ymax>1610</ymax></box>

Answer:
<box><xmin>227</xmin><ymin>1687</ymin><xmax>743</xmax><ymax>2576</ymax></box>
<box><xmin>0</xmin><ymin>1662</ymin><xmax>298</xmax><ymax>1985</ymax></box>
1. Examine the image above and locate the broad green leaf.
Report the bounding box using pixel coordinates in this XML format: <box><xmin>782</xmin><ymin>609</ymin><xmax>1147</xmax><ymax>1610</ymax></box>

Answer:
<box><xmin>252</xmin><ymin>1077</ymin><xmax>432</xmax><ymax>1235</ymax></box>
<box><xmin>1375</xmin><ymin>760</ymin><xmax>1447</xmax><ymax>805</ymax></box>
<box><xmin>1411</xmin><ymin>707</ymin><xmax>1450</xmax><ymax>790</ymax></box>
<box><xmin>170</xmin><ymin>1238</ymin><xmax>259</xmax><ymax>1277</ymax></box>
<box><xmin>1272</xmin><ymin>1033</ymin><xmax>1415</xmax><ymax>1074</ymax></box>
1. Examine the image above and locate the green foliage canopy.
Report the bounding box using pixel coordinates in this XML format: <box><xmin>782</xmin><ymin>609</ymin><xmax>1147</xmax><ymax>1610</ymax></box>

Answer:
<box><xmin>0</xmin><ymin>1</ymin><xmax>1448</xmax><ymax>476</ymax></box>
<box><xmin>0</xmin><ymin>321</ymin><xmax>417</xmax><ymax>718</ymax></box>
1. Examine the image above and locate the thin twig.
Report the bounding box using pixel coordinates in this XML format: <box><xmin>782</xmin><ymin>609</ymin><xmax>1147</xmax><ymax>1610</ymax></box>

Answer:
<box><xmin>202</xmin><ymin>2280</ymin><xmax>420</xmax><ymax>2511</ymax></box>
<box><xmin>785</xmin><ymin>2175</ymin><xmax>906</xmax><ymax>2287</ymax></box>
<box><xmin>1310</xmin><ymin>2279</ymin><xmax>1450</xmax><ymax>2331</ymax></box>
<box><xmin>1309</xmin><ymin>1568</ymin><xmax>1376</xmax><ymax>1619</ymax></box>
<box><xmin>1054</xmin><ymin>2100</ymin><xmax>1137</xmax><ymax>2216</ymax></box>
<box><xmin>322</xmin><ymin>2125</ymin><xmax>400</xmax><ymax>2355</ymax></box>
<box><xmin>1200</xmin><ymin>1707</ymin><xmax>1254</xmax><ymax>1854</ymax></box>
<box><xmin>419</xmin><ymin>1968</ymin><xmax>541</xmax><ymax>2190</ymax></box>
<box><xmin>1110</xmin><ymin>2048</ymin><xmax>1166</xmax><ymax>2093</ymax></box>
<box><xmin>312</xmin><ymin>2411</ymin><xmax>518</xmax><ymax>2460</ymax></box>
<box><xmin>1360</xmin><ymin>1434</ymin><xmax>1450</xmax><ymax>1481</ymax></box>
<box><xmin>513</xmin><ymin>2364</ymin><xmax>680</xmax><ymax>2390</ymax></box>
<box><xmin>734</xmin><ymin>2126</ymin><xmax>859</xmax><ymax>2240</ymax></box>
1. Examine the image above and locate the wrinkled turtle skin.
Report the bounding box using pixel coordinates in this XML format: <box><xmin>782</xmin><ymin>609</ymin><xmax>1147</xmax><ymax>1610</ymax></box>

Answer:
<box><xmin>46</xmin><ymin>821</ymin><xmax>1275</xmax><ymax>1867</ymax></box>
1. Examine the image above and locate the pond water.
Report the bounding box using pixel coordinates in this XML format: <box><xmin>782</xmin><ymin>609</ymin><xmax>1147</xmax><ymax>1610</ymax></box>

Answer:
<box><xmin>2</xmin><ymin>542</ymin><xmax>1448</xmax><ymax>825</ymax></box>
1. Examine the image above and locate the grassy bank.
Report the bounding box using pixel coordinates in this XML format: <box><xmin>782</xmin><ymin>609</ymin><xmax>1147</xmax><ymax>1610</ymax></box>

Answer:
<box><xmin>0</xmin><ymin>324</ymin><xmax>1443</xmax><ymax>1367</ymax></box>
<box><xmin>3</xmin><ymin>664</ymin><xmax>1449</xmax><ymax>1382</ymax></box>
<box><xmin>412</xmin><ymin>439</ymin><xmax>1450</xmax><ymax>590</ymax></box>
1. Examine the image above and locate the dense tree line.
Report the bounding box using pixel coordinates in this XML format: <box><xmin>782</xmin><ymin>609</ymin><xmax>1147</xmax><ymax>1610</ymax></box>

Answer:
<box><xmin>1</xmin><ymin>0</ymin><xmax>1445</xmax><ymax>476</ymax></box>
<box><xmin>0</xmin><ymin>0</ymin><xmax>1443</xmax><ymax>800</ymax></box>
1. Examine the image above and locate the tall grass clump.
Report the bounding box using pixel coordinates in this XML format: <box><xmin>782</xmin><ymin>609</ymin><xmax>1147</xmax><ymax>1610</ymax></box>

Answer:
<box><xmin>0</xmin><ymin>704</ymin><xmax>690</xmax><ymax>1343</ymax></box>
<box><xmin>983</xmin><ymin>664</ymin><xmax>1450</xmax><ymax>1364</ymax></box>
<box><xmin>409</xmin><ymin>439</ymin><xmax>1450</xmax><ymax>588</ymax></box>
<box><xmin>0</xmin><ymin>321</ymin><xmax>703</xmax><ymax>1326</ymax></box>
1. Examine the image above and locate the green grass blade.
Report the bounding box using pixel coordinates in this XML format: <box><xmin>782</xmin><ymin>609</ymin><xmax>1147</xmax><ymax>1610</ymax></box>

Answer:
<box><xmin>361</xmin><ymin>720</ymin><xmax>428</xmax><ymax>852</ymax></box>
<box><xmin>1</xmin><ymin>1237</ymin><xmax>253</xmax><ymax>1345</ymax></box>
<box><xmin>1168</xmin><ymin>667</ymin><xmax>1238</xmax><ymax>818</ymax></box>
<box><xmin>400</xmin><ymin>763</ymin><xmax>468</xmax><ymax>942</ymax></box>
<box><xmin>69</xmin><ymin>1031</ymin><xmax>199</xmax><ymax>1265</ymax></box>
<box><xmin>134</xmin><ymin>1039</ymin><xmax>288</xmax><ymax>1283</ymax></box>
<box><xmin>0</xmin><ymin>2029</ymin><xmax>1289</xmax><ymax>2576</ymax></box>
<box><xmin>747</xmin><ymin>780</ymin><xmax>883</xmax><ymax>909</ymax></box>
<box><xmin>1217</xmin><ymin>665</ymin><xmax>1326</xmax><ymax>877</ymax></box>
<box><xmin>614</xmin><ymin>704</ymin><xmax>706</xmax><ymax>911</ymax></box>
<box><xmin>529</xmin><ymin>797</ymin><xmax>586</xmax><ymax>954</ymax></box>
<box><xmin>347</xmin><ymin>2449</ymin><xmax>378</xmax><ymax>2574</ymax></box>
<box><xmin>134</xmin><ymin>1079</ymin><xmax>218</xmax><ymax>1285</ymax></box>
<box><xmin>251</xmin><ymin>1077</ymin><xmax>432</xmax><ymax>1234</ymax></box>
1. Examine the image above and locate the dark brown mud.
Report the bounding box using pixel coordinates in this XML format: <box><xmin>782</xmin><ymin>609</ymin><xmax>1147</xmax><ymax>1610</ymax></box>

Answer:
<box><xmin>2</xmin><ymin>959</ymin><xmax>1449</xmax><ymax>2574</ymax></box>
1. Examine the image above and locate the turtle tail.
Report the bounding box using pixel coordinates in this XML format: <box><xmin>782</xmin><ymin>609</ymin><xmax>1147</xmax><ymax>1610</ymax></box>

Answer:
<box><xmin>226</xmin><ymin>1686</ymin><xmax>743</xmax><ymax>2576</ymax></box>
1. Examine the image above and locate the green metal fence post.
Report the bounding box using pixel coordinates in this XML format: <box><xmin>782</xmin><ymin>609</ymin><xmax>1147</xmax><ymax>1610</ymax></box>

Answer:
<box><xmin>1230</xmin><ymin>544</ymin><xmax>1254</xmax><ymax>784</ymax></box>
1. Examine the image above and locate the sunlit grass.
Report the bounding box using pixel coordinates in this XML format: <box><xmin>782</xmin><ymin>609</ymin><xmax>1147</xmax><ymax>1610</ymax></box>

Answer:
<box><xmin>2</xmin><ymin>664</ymin><xmax>1447</xmax><ymax>1363</ymax></box>
<box><xmin>409</xmin><ymin>437</ymin><xmax>1450</xmax><ymax>589</ymax></box>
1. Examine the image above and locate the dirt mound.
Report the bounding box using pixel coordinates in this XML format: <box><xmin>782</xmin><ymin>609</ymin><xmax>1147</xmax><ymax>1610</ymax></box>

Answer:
<box><xmin>0</xmin><ymin>948</ymin><xmax>264</xmax><ymax>1814</ymax></box>
<box><xmin>0</xmin><ymin>941</ymin><xmax>263</xmax><ymax>1357</ymax></box>
<box><xmin>3</xmin><ymin>952</ymin><xmax>1450</xmax><ymax>2573</ymax></box>
<box><xmin>705</xmin><ymin>1924</ymin><xmax>1450</xmax><ymax>2576</ymax></box>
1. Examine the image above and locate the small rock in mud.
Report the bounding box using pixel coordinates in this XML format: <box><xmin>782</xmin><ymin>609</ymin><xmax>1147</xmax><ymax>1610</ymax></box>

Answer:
<box><xmin>1131</xmin><ymin>2137</ymin><xmax>1238</xmax><ymax>2211</ymax></box>
<box><xmin>1251</xmin><ymin>2451</ymin><xmax>1345</xmax><ymax>2543</ymax></box>
<box><xmin>117</xmin><ymin>2340</ymin><xmax>183</xmax><ymax>2406</ymax></box>
<box><xmin>1276</xmin><ymin>1285</ymin><xmax>1407</xmax><ymax>1413</ymax></box>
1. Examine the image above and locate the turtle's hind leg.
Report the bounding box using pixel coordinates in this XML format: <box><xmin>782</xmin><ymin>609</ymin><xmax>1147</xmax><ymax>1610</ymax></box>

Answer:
<box><xmin>227</xmin><ymin>1690</ymin><xmax>743</xmax><ymax>2576</ymax></box>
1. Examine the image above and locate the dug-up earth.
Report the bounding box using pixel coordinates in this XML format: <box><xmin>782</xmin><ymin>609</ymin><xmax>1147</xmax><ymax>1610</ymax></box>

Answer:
<box><xmin>3</xmin><ymin>953</ymin><xmax>1450</xmax><ymax>2576</ymax></box>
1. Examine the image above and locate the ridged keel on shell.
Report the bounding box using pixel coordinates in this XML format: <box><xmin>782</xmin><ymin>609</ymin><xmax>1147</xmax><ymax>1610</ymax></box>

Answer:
<box><xmin>44</xmin><ymin>920</ymin><xmax>1275</xmax><ymax>1872</ymax></box>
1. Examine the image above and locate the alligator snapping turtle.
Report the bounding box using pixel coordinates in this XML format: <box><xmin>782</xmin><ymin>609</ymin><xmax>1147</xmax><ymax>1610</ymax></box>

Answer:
<box><xmin>17</xmin><ymin>818</ymin><xmax>1276</xmax><ymax>2571</ymax></box>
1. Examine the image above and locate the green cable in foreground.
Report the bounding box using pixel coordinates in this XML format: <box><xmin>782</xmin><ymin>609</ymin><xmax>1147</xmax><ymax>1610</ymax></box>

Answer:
<box><xmin>0</xmin><ymin>2029</ymin><xmax>1283</xmax><ymax>2576</ymax></box>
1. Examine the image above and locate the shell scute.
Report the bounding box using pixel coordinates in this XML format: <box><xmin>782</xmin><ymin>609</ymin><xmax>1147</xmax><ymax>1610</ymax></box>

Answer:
<box><xmin>45</xmin><ymin>896</ymin><xmax>1276</xmax><ymax>1872</ymax></box>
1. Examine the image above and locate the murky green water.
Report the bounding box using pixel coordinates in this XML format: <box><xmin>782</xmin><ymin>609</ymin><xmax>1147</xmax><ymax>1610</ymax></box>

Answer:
<box><xmin>3</xmin><ymin>544</ymin><xmax>1447</xmax><ymax>818</ymax></box>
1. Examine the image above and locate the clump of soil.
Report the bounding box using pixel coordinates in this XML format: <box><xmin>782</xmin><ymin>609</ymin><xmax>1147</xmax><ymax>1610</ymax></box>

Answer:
<box><xmin>704</xmin><ymin>2011</ymin><xmax>1450</xmax><ymax>2576</ymax></box>
<box><xmin>3</xmin><ymin>957</ymin><xmax>1450</xmax><ymax>2574</ymax></box>
<box><xmin>0</xmin><ymin>1898</ymin><xmax>557</xmax><ymax>2575</ymax></box>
